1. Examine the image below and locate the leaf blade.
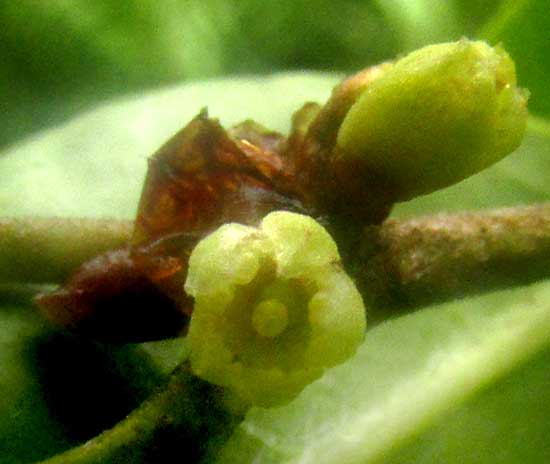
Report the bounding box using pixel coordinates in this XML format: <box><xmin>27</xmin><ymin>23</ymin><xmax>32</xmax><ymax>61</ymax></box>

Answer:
<box><xmin>218</xmin><ymin>281</ymin><xmax>550</xmax><ymax>463</ymax></box>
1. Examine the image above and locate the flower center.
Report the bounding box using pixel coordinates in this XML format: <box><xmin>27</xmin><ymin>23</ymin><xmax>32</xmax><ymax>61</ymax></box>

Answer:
<box><xmin>252</xmin><ymin>299</ymin><xmax>289</xmax><ymax>338</ymax></box>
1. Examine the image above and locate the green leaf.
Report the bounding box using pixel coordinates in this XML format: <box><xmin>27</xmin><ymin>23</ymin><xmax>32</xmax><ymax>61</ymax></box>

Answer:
<box><xmin>479</xmin><ymin>0</ymin><xmax>550</xmax><ymax>117</ymax></box>
<box><xmin>0</xmin><ymin>0</ymin><xmax>394</xmax><ymax>148</ymax></box>
<box><xmin>218</xmin><ymin>281</ymin><xmax>550</xmax><ymax>463</ymax></box>
<box><xmin>373</xmin><ymin>0</ymin><xmax>461</xmax><ymax>51</ymax></box>
<box><xmin>0</xmin><ymin>292</ymin><xmax>187</xmax><ymax>463</ymax></box>
<box><xmin>0</xmin><ymin>301</ymin><xmax>71</xmax><ymax>462</ymax></box>
<box><xmin>1</xmin><ymin>67</ymin><xmax>550</xmax><ymax>463</ymax></box>
<box><xmin>1</xmin><ymin>0</ymin><xmax>521</xmax><ymax>149</ymax></box>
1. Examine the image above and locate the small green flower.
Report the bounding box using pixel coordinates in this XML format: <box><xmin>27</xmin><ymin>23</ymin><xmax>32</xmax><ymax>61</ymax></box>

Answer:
<box><xmin>185</xmin><ymin>211</ymin><xmax>366</xmax><ymax>407</ymax></box>
<box><xmin>337</xmin><ymin>39</ymin><xmax>529</xmax><ymax>200</ymax></box>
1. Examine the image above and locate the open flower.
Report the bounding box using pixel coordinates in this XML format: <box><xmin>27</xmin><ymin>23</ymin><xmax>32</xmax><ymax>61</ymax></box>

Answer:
<box><xmin>185</xmin><ymin>211</ymin><xmax>366</xmax><ymax>407</ymax></box>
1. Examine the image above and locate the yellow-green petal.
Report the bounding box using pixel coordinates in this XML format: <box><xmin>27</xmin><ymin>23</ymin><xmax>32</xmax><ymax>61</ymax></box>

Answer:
<box><xmin>185</xmin><ymin>211</ymin><xmax>367</xmax><ymax>408</ymax></box>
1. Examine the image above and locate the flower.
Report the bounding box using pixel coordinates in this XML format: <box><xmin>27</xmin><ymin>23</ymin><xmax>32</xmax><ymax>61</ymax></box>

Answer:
<box><xmin>336</xmin><ymin>39</ymin><xmax>529</xmax><ymax>200</ymax></box>
<box><xmin>185</xmin><ymin>211</ymin><xmax>366</xmax><ymax>407</ymax></box>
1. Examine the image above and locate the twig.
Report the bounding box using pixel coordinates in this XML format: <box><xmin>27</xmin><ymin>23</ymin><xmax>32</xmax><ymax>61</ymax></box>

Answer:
<box><xmin>0</xmin><ymin>217</ymin><xmax>131</xmax><ymax>283</ymax></box>
<box><xmin>357</xmin><ymin>203</ymin><xmax>550</xmax><ymax>316</ymax></box>
<box><xmin>3</xmin><ymin>205</ymin><xmax>550</xmax><ymax>314</ymax></box>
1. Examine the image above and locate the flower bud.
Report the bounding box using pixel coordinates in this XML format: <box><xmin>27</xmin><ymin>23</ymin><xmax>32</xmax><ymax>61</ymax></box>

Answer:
<box><xmin>336</xmin><ymin>39</ymin><xmax>529</xmax><ymax>200</ymax></box>
<box><xmin>184</xmin><ymin>211</ymin><xmax>366</xmax><ymax>407</ymax></box>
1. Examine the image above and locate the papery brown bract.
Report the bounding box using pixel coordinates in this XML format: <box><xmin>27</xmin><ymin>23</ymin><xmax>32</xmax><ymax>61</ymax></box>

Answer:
<box><xmin>133</xmin><ymin>110</ymin><xmax>302</xmax><ymax>246</ymax></box>
<box><xmin>127</xmin><ymin>111</ymin><xmax>306</xmax><ymax>332</ymax></box>
<box><xmin>36</xmin><ymin>248</ymin><xmax>188</xmax><ymax>343</ymax></box>
<box><xmin>286</xmin><ymin>64</ymin><xmax>395</xmax><ymax>225</ymax></box>
<box><xmin>37</xmin><ymin>111</ymin><xmax>307</xmax><ymax>342</ymax></box>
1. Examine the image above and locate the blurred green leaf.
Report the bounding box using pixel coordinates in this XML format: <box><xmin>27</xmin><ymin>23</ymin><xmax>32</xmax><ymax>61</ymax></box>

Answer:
<box><xmin>1</xmin><ymin>65</ymin><xmax>550</xmax><ymax>461</ymax></box>
<box><xmin>0</xmin><ymin>0</ymin><xmax>394</xmax><ymax>148</ymax></box>
<box><xmin>0</xmin><ymin>301</ymin><xmax>71</xmax><ymax>462</ymax></box>
<box><xmin>0</xmin><ymin>293</ymin><xmax>186</xmax><ymax>463</ymax></box>
<box><xmin>373</xmin><ymin>0</ymin><xmax>460</xmax><ymax>50</ymax></box>
<box><xmin>479</xmin><ymin>0</ymin><xmax>550</xmax><ymax>117</ymax></box>
<box><xmin>0</xmin><ymin>73</ymin><xmax>339</xmax><ymax>218</ymax></box>
<box><xmin>1</xmin><ymin>0</ymin><xmax>519</xmax><ymax>149</ymax></box>
<box><xmin>2</xmin><ymin>1</ymin><xmax>550</xmax><ymax>461</ymax></box>
<box><xmin>219</xmin><ymin>282</ymin><xmax>550</xmax><ymax>463</ymax></box>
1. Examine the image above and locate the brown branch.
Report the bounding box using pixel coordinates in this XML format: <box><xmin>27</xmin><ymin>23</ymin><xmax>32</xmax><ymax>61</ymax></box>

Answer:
<box><xmin>0</xmin><ymin>217</ymin><xmax>132</xmax><ymax>283</ymax></box>
<box><xmin>357</xmin><ymin>203</ymin><xmax>550</xmax><ymax>318</ymax></box>
<box><xmin>3</xmin><ymin>205</ymin><xmax>550</xmax><ymax>316</ymax></box>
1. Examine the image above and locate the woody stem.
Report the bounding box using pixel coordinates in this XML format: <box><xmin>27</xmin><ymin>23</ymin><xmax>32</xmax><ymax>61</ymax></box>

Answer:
<box><xmin>3</xmin><ymin>204</ymin><xmax>550</xmax><ymax>314</ymax></box>
<box><xmin>356</xmin><ymin>203</ymin><xmax>550</xmax><ymax>319</ymax></box>
<box><xmin>0</xmin><ymin>217</ymin><xmax>131</xmax><ymax>283</ymax></box>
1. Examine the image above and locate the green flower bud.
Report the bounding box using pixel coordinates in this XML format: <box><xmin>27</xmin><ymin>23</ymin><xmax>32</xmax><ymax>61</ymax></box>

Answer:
<box><xmin>337</xmin><ymin>39</ymin><xmax>529</xmax><ymax>200</ymax></box>
<box><xmin>185</xmin><ymin>211</ymin><xmax>366</xmax><ymax>407</ymax></box>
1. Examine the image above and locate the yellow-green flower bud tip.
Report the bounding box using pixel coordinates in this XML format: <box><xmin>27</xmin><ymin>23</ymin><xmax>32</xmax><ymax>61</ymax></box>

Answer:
<box><xmin>337</xmin><ymin>39</ymin><xmax>529</xmax><ymax>200</ymax></box>
<box><xmin>185</xmin><ymin>211</ymin><xmax>366</xmax><ymax>408</ymax></box>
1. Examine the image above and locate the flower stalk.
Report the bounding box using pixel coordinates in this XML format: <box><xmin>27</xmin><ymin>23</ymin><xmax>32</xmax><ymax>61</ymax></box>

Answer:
<box><xmin>39</xmin><ymin>363</ymin><xmax>237</xmax><ymax>464</ymax></box>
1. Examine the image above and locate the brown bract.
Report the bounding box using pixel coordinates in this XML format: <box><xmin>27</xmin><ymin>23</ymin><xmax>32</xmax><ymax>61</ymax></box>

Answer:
<box><xmin>133</xmin><ymin>111</ymin><xmax>301</xmax><ymax>245</ymax></box>
<box><xmin>287</xmin><ymin>64</ymin><xmax>395</xmax><ymax>224</ymax></box>
<box><xmin>36</xmin><ymin>248</ymin><xmax>186</xmax><ymax>343</ymax></box>
<box><xmin>37</xmin><ymin>111</ymin><xmax>317</xmax><ymax>342</ymax></box>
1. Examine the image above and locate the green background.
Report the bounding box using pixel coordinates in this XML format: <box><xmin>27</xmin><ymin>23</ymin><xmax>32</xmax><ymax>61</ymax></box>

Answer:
<box><xmin>2</xmin><ymin>0</ymin><xmax>550</xmax><ymax>149</ymax></box>
<box><xmin>2</xmin><ymin>1</ymin><xmax>550</xmax><ymax>463</ymax></box>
